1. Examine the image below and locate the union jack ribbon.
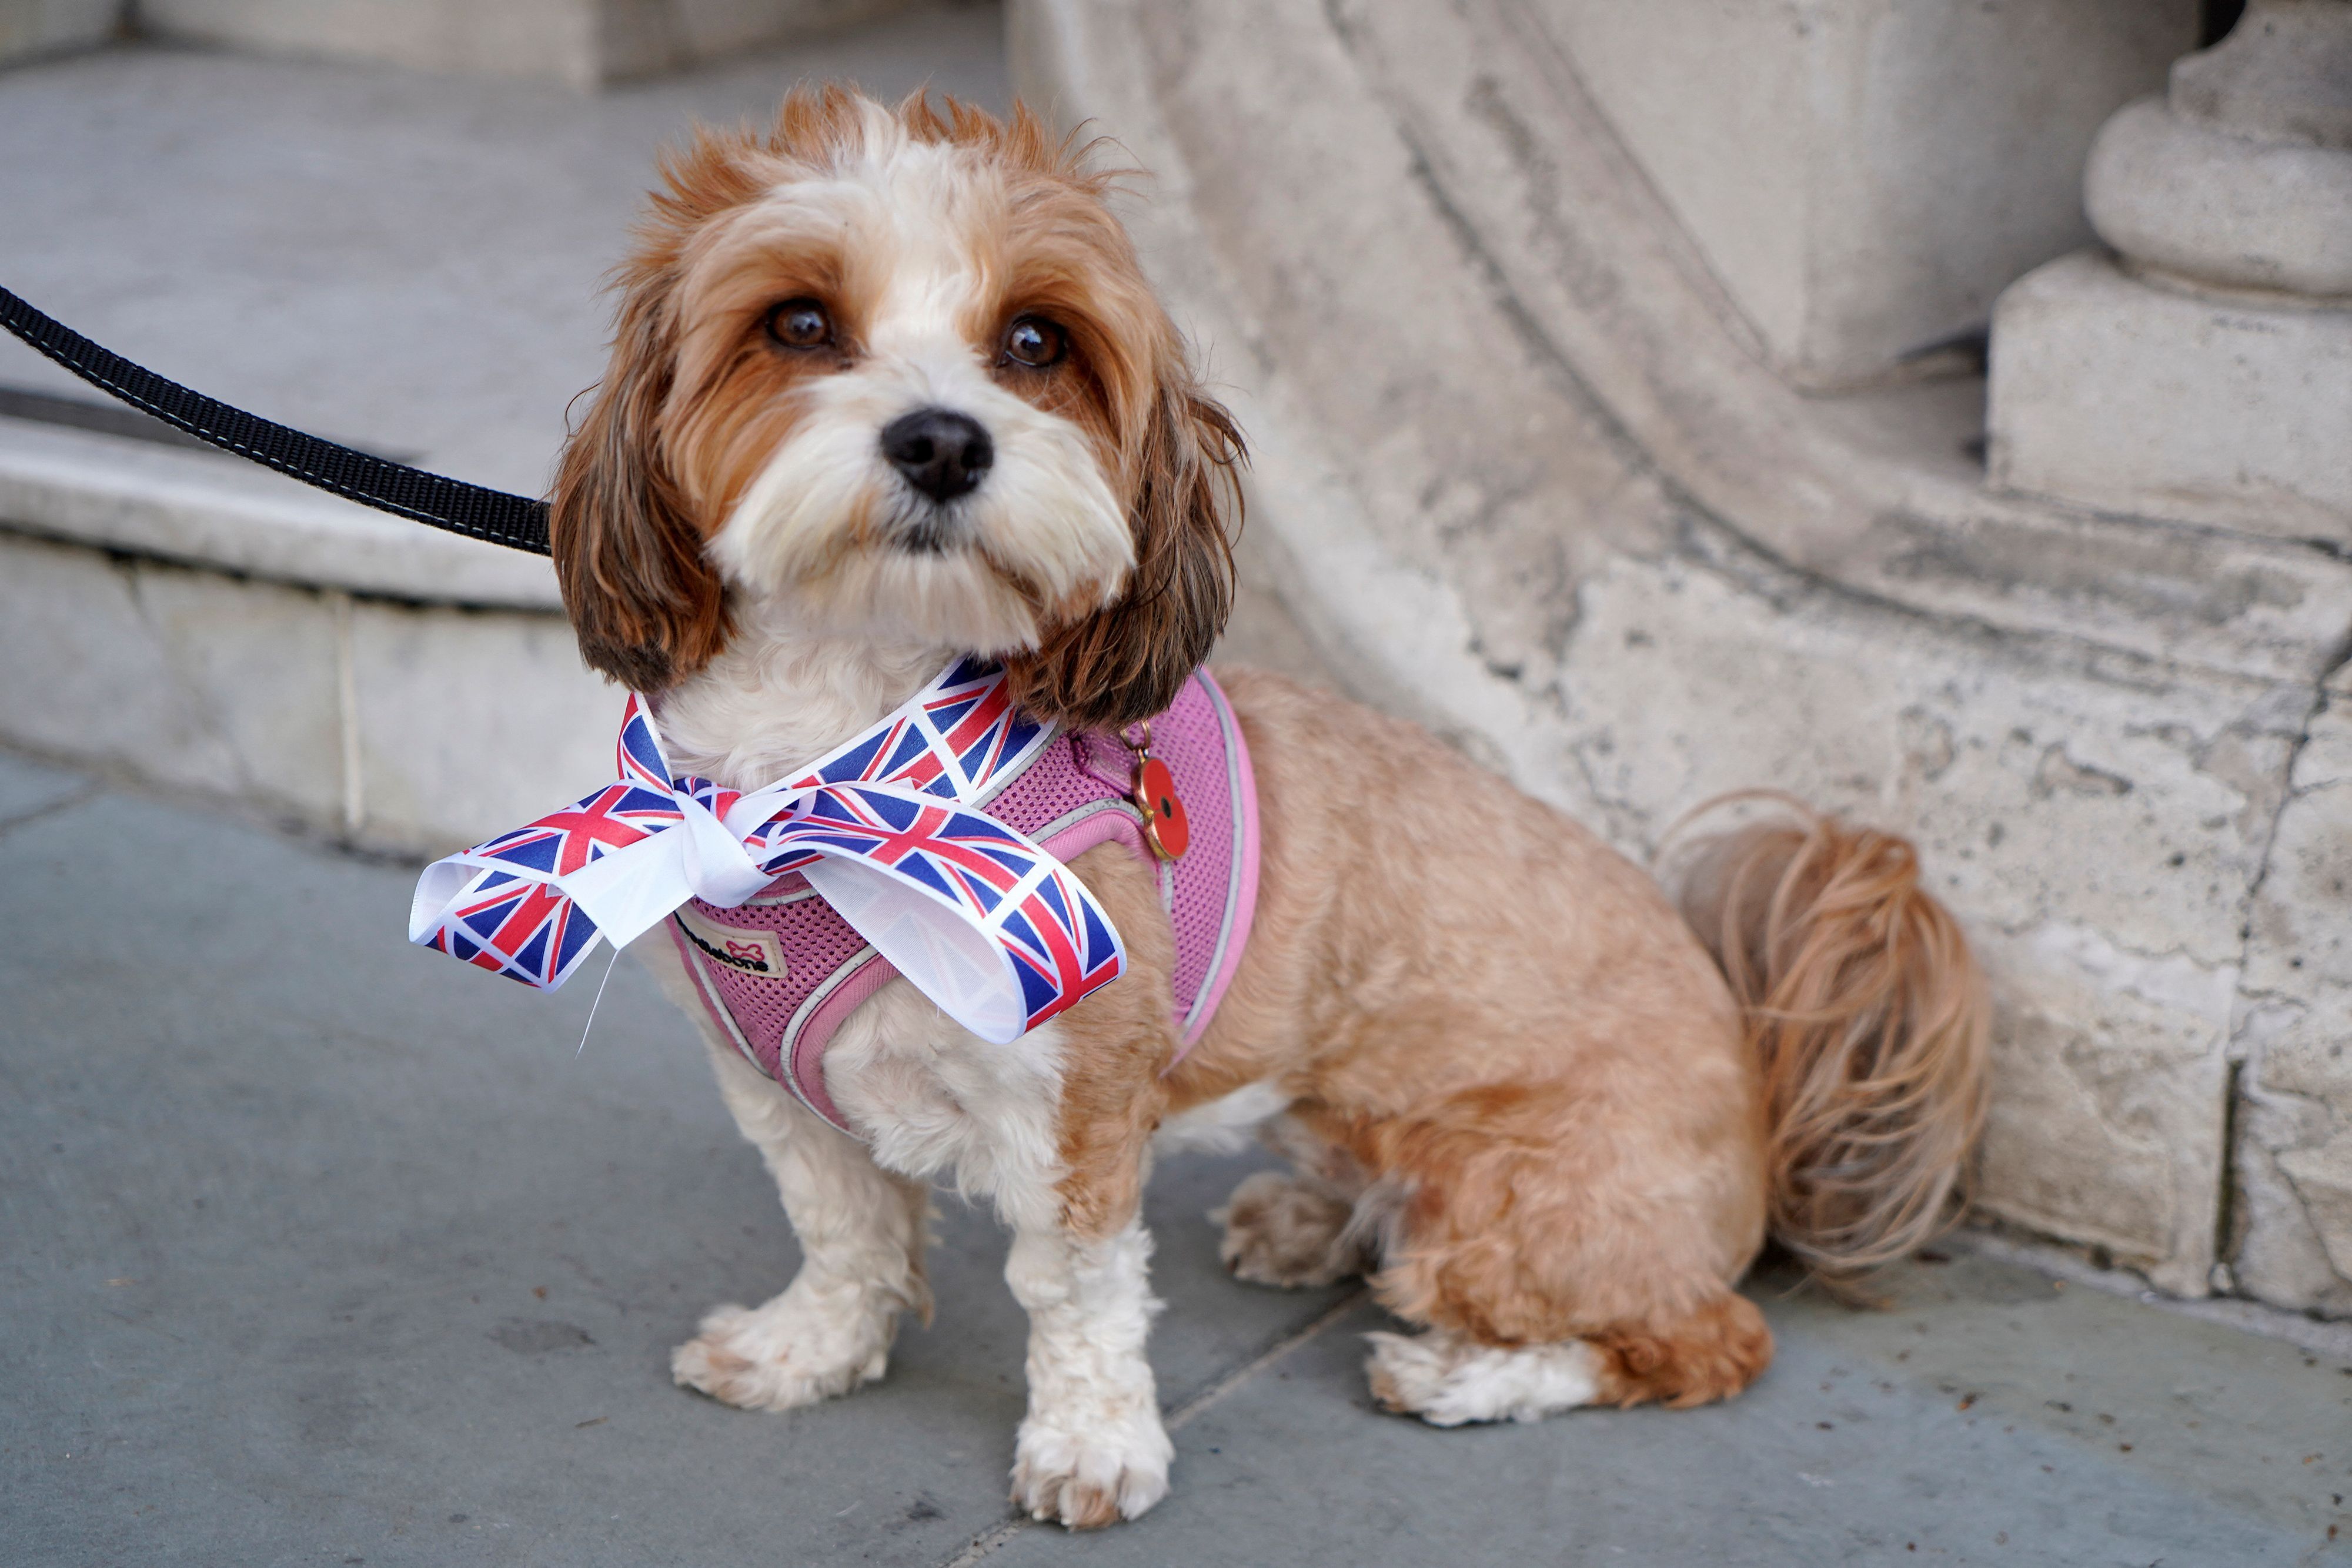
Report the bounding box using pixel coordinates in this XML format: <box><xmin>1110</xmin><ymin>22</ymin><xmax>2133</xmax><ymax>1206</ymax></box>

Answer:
<box><xmin>407</xmin><ymin>658</ymin><xmax>1125</xmax><ymax>1044</ymax></box>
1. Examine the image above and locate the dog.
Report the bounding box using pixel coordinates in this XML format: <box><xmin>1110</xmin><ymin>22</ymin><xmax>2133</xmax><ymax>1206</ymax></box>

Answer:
<box><xmin>544</xmin><ymin>86</ymin><xmax>1990</xmax><ymax>1529</ymax></box>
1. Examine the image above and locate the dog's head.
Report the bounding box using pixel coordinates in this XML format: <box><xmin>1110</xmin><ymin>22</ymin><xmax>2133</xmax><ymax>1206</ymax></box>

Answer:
<box><xmin>551</xmin><ymin>86</ymin><xmax>1242</xmax><ymax>730</ymax></box>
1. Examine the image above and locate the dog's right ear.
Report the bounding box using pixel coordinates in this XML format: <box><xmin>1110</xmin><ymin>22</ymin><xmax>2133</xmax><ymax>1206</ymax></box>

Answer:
<box><xmin>550</xmin><ymin>288</ymin><xmax>730</xmax><ymax>693</ymax></box>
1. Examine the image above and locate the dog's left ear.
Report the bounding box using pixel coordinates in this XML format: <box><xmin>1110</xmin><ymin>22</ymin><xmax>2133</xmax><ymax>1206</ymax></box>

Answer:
<box><xmin>1005</xmin><ymin>368</ymin><xmax>1244</xmax><ymax>731</ymax></box>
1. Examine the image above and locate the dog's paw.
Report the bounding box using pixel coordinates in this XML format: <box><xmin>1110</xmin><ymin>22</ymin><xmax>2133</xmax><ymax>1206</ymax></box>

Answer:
<box><xmin>671</xmin><ymin>1282</ymin><xmax>894</xmax><ymax>1412</ymax></box>
<box><xmin>1010</xmin><ymin>1409</ymin><xmax>1173</xmax><ymax>1529</ymax></box>
<box><xmin>1364</xmin><ymin>1329</ymin><xmax>1600</xmax><ymax>1427</ymax></box>
<box><xmin>1213</xmin><ymin>1171</ymin><xmax>1361</xmax><ymax>1288</ymax></box>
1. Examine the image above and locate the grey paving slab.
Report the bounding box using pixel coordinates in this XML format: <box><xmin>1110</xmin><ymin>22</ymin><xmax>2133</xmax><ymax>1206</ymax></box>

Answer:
<box><xmin>988</xmin><ymin>1261</ymin><xmax>2352</xmax><ymax>1568</ymax></box>
<box><xmin>0</xmin><ymin>785</ymin><xmax>1342</xmax><ymax>1567</ymax></box>
<box><xmin>0</xmin><ymin>4</ymin><xmax>1008</xmax><ymax>499</ymax></box>
<box><xmin>0</xmin><ymin>748</ymin><xmax>89</xmax><ymax>828</ymax></box>
<box><xmin>7</xmin><ymin>783</ymin><xmax>2352</xmax><ymax>1568</ymax></box>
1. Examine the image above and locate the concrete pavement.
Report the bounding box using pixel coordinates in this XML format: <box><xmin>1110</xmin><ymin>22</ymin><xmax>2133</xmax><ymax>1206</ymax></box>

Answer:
<box><xmin>4</xmin><ymin>752</ymin><xmax>2349</xmax><ymax>1566</ymax></box>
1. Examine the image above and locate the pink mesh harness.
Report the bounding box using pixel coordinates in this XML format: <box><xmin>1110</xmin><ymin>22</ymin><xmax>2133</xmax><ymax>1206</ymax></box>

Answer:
<box><xmin>666</xmin><ymin>670</ymin><xmax>1259</xmax><ymax>1134</ymax></box>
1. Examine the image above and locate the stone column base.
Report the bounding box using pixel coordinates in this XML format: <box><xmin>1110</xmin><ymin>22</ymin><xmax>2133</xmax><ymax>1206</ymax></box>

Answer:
<box><xmin>1988</xmin><ymin>250</ymin><xmax>2352</xmax><ymax>540</ymax></box>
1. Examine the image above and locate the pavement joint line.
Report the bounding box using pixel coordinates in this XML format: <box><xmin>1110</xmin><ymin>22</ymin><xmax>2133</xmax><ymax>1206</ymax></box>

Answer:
<box><xmin>0</xmin><ymin>790</ymin><xmax>91</xmax><ymax>841</ymax></box>
<box><xmin>930</xmin><ymin>1288</ymin><xmax>1370</xmax><ymax>1566</ymax></box>
<box><xmin>936</xmin><ymin>1514</ymin><xmax>1030</xmax><ymax>1568</ymax></box>
<box><xmin>1162</xmin><ymin>1286</ymin><xmax>1370</xmax><ymax>1433</ymax></box>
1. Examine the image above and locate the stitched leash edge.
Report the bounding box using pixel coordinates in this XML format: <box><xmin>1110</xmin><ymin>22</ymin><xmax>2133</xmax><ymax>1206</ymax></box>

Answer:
<box><xmin>0</xmin><ymin>285</ymin><xmax>552</xmax><ymax>557</ymax></box>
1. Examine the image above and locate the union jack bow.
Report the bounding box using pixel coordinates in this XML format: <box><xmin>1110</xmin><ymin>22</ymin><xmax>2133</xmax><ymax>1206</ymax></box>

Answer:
<box><xmin>408</xmin><ymin>658</ymin><xmax>1127</xmax><ymax>1044</ymax></box>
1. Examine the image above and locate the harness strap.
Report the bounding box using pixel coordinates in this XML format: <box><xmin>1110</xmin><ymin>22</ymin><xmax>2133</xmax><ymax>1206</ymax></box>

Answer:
<box><xmin>0</xmin><ymin>285</ymin><xmax>552</xmax><ymax>557</ymax></box>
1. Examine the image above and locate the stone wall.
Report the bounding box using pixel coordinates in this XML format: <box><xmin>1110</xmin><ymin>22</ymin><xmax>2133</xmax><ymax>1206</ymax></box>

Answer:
<box><xmin>1013</xmin><ymin>0</ymin><xmax>2352</xmax><ymax>1312</ymax></box>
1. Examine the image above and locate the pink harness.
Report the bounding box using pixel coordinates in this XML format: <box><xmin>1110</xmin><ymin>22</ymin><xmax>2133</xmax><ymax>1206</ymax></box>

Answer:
<box><xmin>665</xmin><ymin>671</ymin><xmax>1259</xmax><ymax>1134</ymax></box>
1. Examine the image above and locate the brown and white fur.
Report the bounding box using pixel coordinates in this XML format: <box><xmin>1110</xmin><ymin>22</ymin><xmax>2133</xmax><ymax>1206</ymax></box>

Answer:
<box><xmin>549</xmin><ymin>88</ymin><xmax>1992</xmax><ymax>1529</ymax></box>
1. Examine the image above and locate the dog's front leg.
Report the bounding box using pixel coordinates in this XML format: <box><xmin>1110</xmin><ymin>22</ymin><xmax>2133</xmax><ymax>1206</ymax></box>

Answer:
<box><xmin>995</xmin><ymin>847</ymin><xmax>1185</xmax><ymax>1526</ymax></box>
<box><xmin>1005</xmin><ymin>1203</ymin><xmax>1171</xmax><ymax>1529</ymax></box>
<box><xmin>670</xmin><ymin>1027</ymin><xmax>931</xmax><ymax>1412</ymax></box>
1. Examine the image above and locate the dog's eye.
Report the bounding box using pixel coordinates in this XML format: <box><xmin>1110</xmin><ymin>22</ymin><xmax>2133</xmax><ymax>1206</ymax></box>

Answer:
<box><xmin>766</xmin><ymin>299</ymin><xmax>833</xmax><ymax>349</ymax></box>
<box><xmin>1002</xmin><ymin>316</ymin><xmax>1067</xmax><ymax>369</ymax></box>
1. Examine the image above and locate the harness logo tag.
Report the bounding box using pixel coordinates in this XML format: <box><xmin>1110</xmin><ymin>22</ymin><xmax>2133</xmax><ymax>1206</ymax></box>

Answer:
<box><xmin>675</xmin><ymin>905</ymin><xmax>787</xmax><ymax>981</ymax></box>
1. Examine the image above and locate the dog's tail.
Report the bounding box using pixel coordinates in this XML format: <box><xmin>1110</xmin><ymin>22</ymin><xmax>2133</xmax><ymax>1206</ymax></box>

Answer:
<box><xmin>1673</xmin><ymin>797</ymin><xmax>1990</xmax><ymax>1296</ymax></box>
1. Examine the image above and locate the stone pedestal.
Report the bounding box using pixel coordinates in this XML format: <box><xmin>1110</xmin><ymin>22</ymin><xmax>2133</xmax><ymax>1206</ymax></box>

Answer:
<box><xmin>1989</xmin><ymin>1</ymin><xmax>2352</xmax><ymax>539</ymax></box>
<box><xmin>1988</xmin><ymin>9</ymin><xmax>2352</xmax><ymax>1320</ymax></box>
<box><xmin>1991</xmin><ymin>254</ymin><xmax>2352</xmax><ymax>539</ymax></box>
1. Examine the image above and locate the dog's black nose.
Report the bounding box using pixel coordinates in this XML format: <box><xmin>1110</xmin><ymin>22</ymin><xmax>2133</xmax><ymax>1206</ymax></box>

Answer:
<box><xmin>880</xmin><ymin>408</ymin><xmax>993</xmax><ymax>504</ymax></box>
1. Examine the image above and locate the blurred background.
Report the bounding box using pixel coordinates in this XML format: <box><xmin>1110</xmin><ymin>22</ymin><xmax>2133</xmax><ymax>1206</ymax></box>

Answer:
<box><xmin>2</xmin><ymin>1</ymin><xmax>2349</xmax><ymax>1559</ymax></box>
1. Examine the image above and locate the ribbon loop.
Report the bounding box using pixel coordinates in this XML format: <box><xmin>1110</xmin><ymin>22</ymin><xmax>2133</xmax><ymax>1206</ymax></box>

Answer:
<box><xmin>409</xmin><ymin>660</ymin><xmax>1127</xmax><ymax>1045</ymax></box>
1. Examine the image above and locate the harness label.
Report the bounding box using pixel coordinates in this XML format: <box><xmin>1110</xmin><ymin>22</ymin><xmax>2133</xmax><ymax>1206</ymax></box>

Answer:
<box><xmin>674</xmin><ymin>906</ymin><xmax>787</xmax><ymax>981</ymax></box>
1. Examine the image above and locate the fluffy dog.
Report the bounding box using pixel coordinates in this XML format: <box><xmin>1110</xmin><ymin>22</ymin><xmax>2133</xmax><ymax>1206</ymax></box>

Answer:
<box><xmin>547</xmin><ymin>86</ymin><xmax>1989</xmax><ymax>1529</ymax></box>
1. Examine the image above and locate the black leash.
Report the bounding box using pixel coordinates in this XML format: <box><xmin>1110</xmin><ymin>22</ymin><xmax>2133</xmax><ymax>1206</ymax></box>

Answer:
<box><xmin>0</xmin><ymin>285</ymin><xmax>552</xmax><ymax>557</ymax></box>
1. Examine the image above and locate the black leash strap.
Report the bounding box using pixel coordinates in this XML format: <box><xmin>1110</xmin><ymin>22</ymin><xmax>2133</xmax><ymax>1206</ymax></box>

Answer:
<box><xmin>0</xmin><ymin>285</ymin><xmax>552</xmax><ymax>557</ymax></box>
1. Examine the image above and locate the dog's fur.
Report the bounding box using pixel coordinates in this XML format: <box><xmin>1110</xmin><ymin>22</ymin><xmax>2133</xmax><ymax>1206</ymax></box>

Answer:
<box><xmin>550</xmin><ymin>88</ymin><xmax>1992</xmax><ymax>1529</ymax></box>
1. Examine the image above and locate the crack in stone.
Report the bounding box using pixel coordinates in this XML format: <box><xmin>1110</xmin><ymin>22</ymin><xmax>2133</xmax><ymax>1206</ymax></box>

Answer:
<box><xmin>2241</xmin><ymin>1131</ymin><xmax>2352</xmax><ymax>1297</ymax></box>
<box><xmin>2220</xmin><ymin>666</ymin><xmax>2341</xmax><ymax>1301</ymax></box>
